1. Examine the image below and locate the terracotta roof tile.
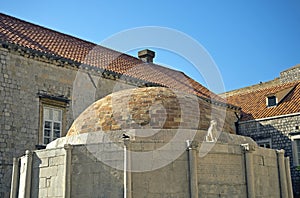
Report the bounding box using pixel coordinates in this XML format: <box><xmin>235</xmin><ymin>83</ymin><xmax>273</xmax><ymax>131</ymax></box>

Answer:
<box><xmin>226</xmin><ymin>81</ymin><xmax>300</xmax><ymax>121</ymax></box>
<box><xmin>0</xmin><ymin>13</ymin><xmax>227</xmax><ymax>104</ymax></box>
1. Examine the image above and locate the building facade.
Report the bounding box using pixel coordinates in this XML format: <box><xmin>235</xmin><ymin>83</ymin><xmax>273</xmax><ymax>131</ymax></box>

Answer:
<box><xmin>225</xmin><ymin>64</ymin><xmax>300</xmax><ymax>196</ymax></box>
<box><xmin>2</xmin><ymin>12</ymin><xmax>297</xmax><ymax>197</ymax></box>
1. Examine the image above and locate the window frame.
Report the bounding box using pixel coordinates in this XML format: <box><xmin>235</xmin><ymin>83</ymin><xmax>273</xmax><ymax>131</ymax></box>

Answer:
<box><xmin>42</xmin><ymin>106</ymin><xmax>63</xmax><ymax>144</ymax></box>
<box><xmin>266</xmin><ymin>95</ymin><xmax>277</xmax><ymax>107</ymax></box>
<box><xmin>39</xmin><ymin>97</ymin><xmax>68</xmax><ymax>145</ymax></box>
<box><xmin>291</xmin><ymin>134</ymin><xmax>300</xmax><ymax>166</ymax></box>
<box><xmin>257</xmin><ymin>138</ymin><xmax>272</xmax><ymax>149</ymax></box>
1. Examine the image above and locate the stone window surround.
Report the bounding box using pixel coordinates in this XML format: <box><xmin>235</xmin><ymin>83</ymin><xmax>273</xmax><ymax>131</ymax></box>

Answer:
<box><xmin>291</xmin><ymin>134</ymin><xmax>300</xmax><ymax>166</ymax></box>
<box><xmin>38</xmin><ymin>96</ymin><xmax>69</xmax><ymax>146</ymax></box>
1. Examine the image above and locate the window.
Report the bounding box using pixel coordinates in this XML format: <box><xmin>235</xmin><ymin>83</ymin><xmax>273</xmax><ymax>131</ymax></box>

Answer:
<box><xmin>43</xmin><ymin>107</ymin><xmax>62</xmax><ymax>144</ymax></box>
<box><xmin>38</xmin><ymin>92</ymin><xmax>69</xmax><ymax>146</ymax></box>
<box><xmin>296</xmin><ymin>140</ymin><xmax>300</xmax><ymax>166</ymax></box>
<box><xmin>265</xmin><ymin>85</ymin><xmax>295</xmax><ymax>108</ymax></box>
<box><xmin>267</xmin><ymin>96</ymin><xmax>277</xmax><ymax>107</ymax></box>
<box><xmin>291</xmin><ymin>135</ymin><xmax>300</xmax><ymax>166</ymax></box>
<box><xmin>257</xmin><ymin>139</ymin><xmax>272</xmax><ymax>148</ymax></box>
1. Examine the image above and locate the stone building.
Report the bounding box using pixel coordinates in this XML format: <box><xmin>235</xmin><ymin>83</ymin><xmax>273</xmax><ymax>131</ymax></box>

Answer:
<box><xmin>224</xmin><ymin>65</ymin><xmax>300</xmax><ymax>196</ymax></box>
<box><xmin>0</xmin><ymin>13</ymin><xmax>241</xmax><ymax>197</ymax></box>
<box><xmin>11</xmin><ymin>87</ymin><xmax>294</xmax><ymax>197</ymax></box>
<box><xmin>1</xmin><ymin>12</ymin><xmax>296</xmax><ymax>198</ymax></box>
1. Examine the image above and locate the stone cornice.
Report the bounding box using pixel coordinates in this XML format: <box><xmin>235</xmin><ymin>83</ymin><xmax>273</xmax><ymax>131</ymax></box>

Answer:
<box><xmin>0</xmin><ymin>40</ymin><xmax>80</xmax><ymax>68</ymax></box>
<box><xmin>0</xmin><ymin>40</ymin><xmax>161</xmax><ymax>88</ymax></box>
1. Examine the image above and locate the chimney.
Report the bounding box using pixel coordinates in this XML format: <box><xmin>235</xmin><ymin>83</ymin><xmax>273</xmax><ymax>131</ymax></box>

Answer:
<box><xmin>138</xmin><ymin>49</ymin><xmax>155</xmax><ymax>63</ymax></box>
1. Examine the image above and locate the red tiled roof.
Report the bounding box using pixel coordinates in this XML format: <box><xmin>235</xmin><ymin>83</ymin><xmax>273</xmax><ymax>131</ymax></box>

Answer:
<box><xmin>226</xmin><ymin>81</ymin><xmax>300</xmax><ymax>121</ymax></box>
<box><xmin>0</xmin><ymin>13</ymin><xmax>227</xmax><ymax>103</ymax></box>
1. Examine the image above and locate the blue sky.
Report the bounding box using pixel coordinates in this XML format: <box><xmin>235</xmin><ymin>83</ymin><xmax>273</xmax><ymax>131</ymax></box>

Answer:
<box><xmin>1</xmin><ymin>1</ymin><xmax>300</xmax><ymax>93</ymax></box>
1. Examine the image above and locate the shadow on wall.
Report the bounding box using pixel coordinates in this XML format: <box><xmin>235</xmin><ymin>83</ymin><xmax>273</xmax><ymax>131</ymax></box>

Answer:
<box><xmin>238</xmin><ymin>120</ymin><xmax>300</xmax><ymax>197</ymax></box>
<box><xmin>0</xmin><ymin>164</ymin><xmax>13</xmax><ymax>198</ymax></box>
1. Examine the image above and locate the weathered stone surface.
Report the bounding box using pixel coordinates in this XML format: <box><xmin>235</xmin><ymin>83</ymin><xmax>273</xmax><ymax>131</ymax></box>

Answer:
<box><xmin>280</xmin><ymin>64</ymin><xmax>300</xmax><ymax>83</ymax></box>
<box><xmin>12</xmin><ymin>130</ymin><xmax>292</xmax><ymax>197</ymax></box>
<box><xmin>239</xmin><ymin>115</ymin><xmax>300</xmax><ymax>196</ymax></box>
<box><xmin>67</xmin><ymin>87</ymin><xmax>238</xmax><ymax>137</ymax></box>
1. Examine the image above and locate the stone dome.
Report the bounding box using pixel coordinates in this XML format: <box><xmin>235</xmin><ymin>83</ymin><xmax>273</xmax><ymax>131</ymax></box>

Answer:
<box><xmin>67</xmin><ymin>87</ymin><xmax>220</xmax><ymax>136</ymax></box>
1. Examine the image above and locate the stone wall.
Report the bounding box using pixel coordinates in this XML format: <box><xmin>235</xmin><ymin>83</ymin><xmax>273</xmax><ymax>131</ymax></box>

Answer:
<box><xmin>238</xmin><ymin>114</ymin><xmax>300</xmax><ymax>196</ymax></box>
<box><xmin>280</xmin><ymin>64</ymin><xmax>300</xmax><ymax>83</ymax></box>
<box><xmin>252</xmin><ymin>147</ymin><xmax>282</xmax><ymax>197</ymax></box>
<box><xmin>0</xmin><ymin>47</ymin><xmax>134</xmax><ymax>197</ymax></box>
<box><xmin>197</xmin><ymin>143</ymin><xmax>247</xmax><ymax>196</ymax></box>
<box><xmin>67</xmin><ymin>87</ymin><xmax>239</xmax><ymax>137</ymax></box>
<box><xmin>31</xmin><ymin>148</ymin><xmax>66</xmax><ymax>197</ymax></box>
<box><xmin>10</xmin><ymin>130</ymin><xmax>294</xmax><ymax>197</ymax></box>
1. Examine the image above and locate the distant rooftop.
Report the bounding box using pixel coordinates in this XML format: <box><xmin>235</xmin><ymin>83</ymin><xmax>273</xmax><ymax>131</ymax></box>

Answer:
<box><xmin>226</xmin><ymin>81</ymin><xmax>300</xmax><ymax>121</ymax></box>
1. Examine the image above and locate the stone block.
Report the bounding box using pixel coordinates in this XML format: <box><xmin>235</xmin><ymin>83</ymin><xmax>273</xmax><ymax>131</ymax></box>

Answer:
<box><xmin>38</xmin><ymin>188</ymin><xmax>48</xmax><ymax>197</ymax></box>
<box><xmin>39</xmin><ymin>177</ymin><xmax>47</xmax><ymax>189</ymax></box>
<box><xmin>39</xmin><ymin>166</ymin><xmax>58</xmax><ymax>178</ymax></box>
<box><xmin>36</xmin><ymin>149</ymin><xmax>57</xmax><ymax>158</ymax></box>
<box><xmin>102</xmin><ymin>150</ymin><xmax>123</xmax><ymax>161</ymax></box>
<box><xmin>130</xmin><ymin>142</ymin><xmax>143</xmax><ymax>151</ymax></box>
<box><xmin>141</xmin><ymin>142</ymin><xmax>155</xmax><ymax>151</ymax></box>
<box><xmin>72</xmin><ymin>175</ymin><xmax>93</xmax><ymax>196</ymax></box>
<box><xmin>210</xmin><ymin>143</ymin><xmax>229</xmax><ymax>153</ymax></box>
<box><xmin>0</xmin><ymin>142</ymin><xmax>7</xmax><ymax>148</ymax></box>
<box><xmin>72</xmin><ymin>162</ymin><xmax>107</xmax><ymax>175</ymax></box>
<box><xmin>72</xmin><ymin>152</ymin><xmax>95</xmax><ymax>164</ymax></box>
<box><xmin>49</xmin><ymin>155</ymin><xmax>64</xmax><ymax>166</ymax></box>
<box><xmin>46</xmin><ymin>176</ymin><xmax>64</xmax><ymax>197</ymax></box>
